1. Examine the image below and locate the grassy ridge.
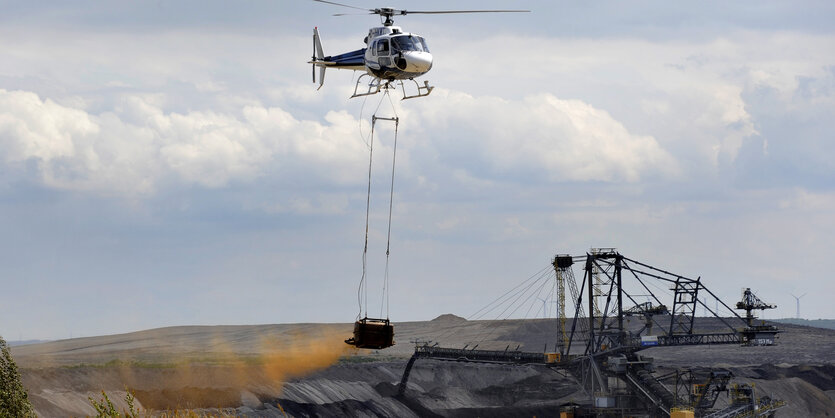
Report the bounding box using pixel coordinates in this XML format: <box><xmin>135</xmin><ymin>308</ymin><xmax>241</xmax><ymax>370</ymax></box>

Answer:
<box><xmin>771</xmin><ymin>318</ymin><xmax>835</xmax><ymax>330</ymax></box>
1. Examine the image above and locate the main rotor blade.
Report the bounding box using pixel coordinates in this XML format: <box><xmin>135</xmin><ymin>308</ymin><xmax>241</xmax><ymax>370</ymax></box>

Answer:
<box><xmin>398</xmin><ymin>9</ymin><xmax>531</xmax><ymax>15</ymax></box>
<box><xmin>312</xmin><ymin>0</ymin><xmax>370</xmax><ymax>12</ymax></box>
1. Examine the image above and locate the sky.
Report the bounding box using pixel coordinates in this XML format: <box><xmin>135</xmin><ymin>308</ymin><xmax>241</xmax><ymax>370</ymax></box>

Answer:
<box><xmin>1</xmin><ymin>1</ymin><xmax>834</xmax><ymax>340</ymax></box>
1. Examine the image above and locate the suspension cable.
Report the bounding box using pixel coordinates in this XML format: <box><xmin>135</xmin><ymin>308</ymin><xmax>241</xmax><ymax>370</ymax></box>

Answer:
<box><xmin>358</xmin><ymin>112</ymin><xmax>376</xmax><ymax>321</ymax></box>
<box><xmin>358</xmin><ymin>88</ymin><xmax>399</xmax><ymax>321</ymax></box>
<box><xmin>380</xmin><ymin>115</ymin><xmax>399</xmax><ymax>320</ymax></box>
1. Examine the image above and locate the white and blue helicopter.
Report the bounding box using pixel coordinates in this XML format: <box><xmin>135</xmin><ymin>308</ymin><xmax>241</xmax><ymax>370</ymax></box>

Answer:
<box><xmin>309</xmin><ymin>0</ymin><xmax>528</xmax><ymax>99</ymax></box>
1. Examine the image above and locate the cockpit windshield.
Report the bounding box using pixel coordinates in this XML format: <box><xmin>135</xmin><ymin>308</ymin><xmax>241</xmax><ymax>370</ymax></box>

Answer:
<box><xmin>391</xmin><ymin>35</ymin><xmax>429</xmax><ymax>53</ymax></box>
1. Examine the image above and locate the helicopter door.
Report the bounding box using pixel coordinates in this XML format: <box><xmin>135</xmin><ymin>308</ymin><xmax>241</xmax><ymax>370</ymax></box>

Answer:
<box><xmin>376</xmin><ymin>39</ymin><xmax>391</xmax><ymax>68</ymax></box>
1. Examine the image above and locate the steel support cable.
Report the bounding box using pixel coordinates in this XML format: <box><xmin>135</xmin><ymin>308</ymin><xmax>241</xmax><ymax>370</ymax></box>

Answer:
<box><xmin>694</xmin><ymin>291</ymin><xmax>746</xmax><ymax>332</ymax></box>
<box><xmin>624</xmin><ymin>257</ymin><xmax>701</xmax><ymax>335</ymax></box>
<box><xmin>622</xmin><ymin>259</ymin><xmax>743</xmax><ymax>334</ymax></box>
<box><xmin>544</xmin><ymin>275</ymin><xmax>561</xmax><ymax>352</ymax></box>
<box><xmin>697</xmin><ymin>286</ymin><xmax>747</xmax><ymax>323</ymax></box>
<box><xmin>493</xmin><ymin>273</ymin><xmax>552</xmax><ymax>323</ymax></box>
<box><xmin>380</xmin><ymin>110</ymin><xmax>399</xmax><ymax>320</ymax></box>
<box><xmin>469</xmin><ymin>274</ymin><xmax>548</xmax><ymax>343</ymax></box>
<box><xmin>610</xmin><ymin>255</ymin><xmax>694</xmax><ymax>287</ymax></box>
<box><xmin>466</xmin><ymin>265</ymin><xmax>551</xmax><ymax>320</ymax></box>
<box><xmin>497</xmin><ymin>272</ymin><xmax>553</xmax><ymax>322</ymax></box>
<box><xmin>621</xmin><ymin>259</ymin><xmax>666</xmax><ymax>307</ymax></box>
<box><xmin>445</xmin><ymin>269</ymin><xmax>549</xmax><ymax>345</ymax></box>
<box><xmin>377</xmin><ymin>90</ymin><xmax>399</xmax><ymax>320</ymax></box>
<box><xmin>474</xmin><ymin>272</ymin><xmax>553</xmax><ymax>345</ymax></box>
<box><xmin>621</xmin><ymin>256</ymin><xmax>694</xmax><ymax>282</ymax></box>
<box><xmin>633</xmin><ymin>268</ymin><xmax>675</xmax><ymax>298</ymax></box>
<box><xmin>566</xmin><ymin>267</ymin><xmax>590</xmax><ymax>338</ymax></box>
<box><xmin>430</xmin><ymin>268</ymin><xmax>551</xmax><ymax>348</ymax></box>
<box><xmin>358</xmin><ymin>86</ymin><xmax>392</xmax><ymax>147</ymax></box>
<box><xmin>503</xmin><ymin>274</ymin><xmax>554</xmax><ymax>324</ymax></box>
<box><xmin>358</xmin><ymin>113</ymin><xmax>377</xmax><ymax>320</ymax></box>
<box><xmin>517</xmin><ymin>274</ymin><xmax>559</xmax><ymax>352</ymax></box>
<box><xmin>621</xmin><ymin>266</ymin><xmax>690</xmax><ymax>286</ymax></box>
<box><xmin>631</xmin><ymin>275</ymin><xmax>680</xmax><ymax>336</ymax></box>
<box><xmin>436</xmin><ymin>265</ymin><xmax>553</xmax><ymax>346</ymax></box>
<box><xmin>522</xmin><ymin>272</ymin><xmax>557</xmax><ymax>320</ymax></box>
<box><xmin>471</xmin><ymin>268</ymin><xmax>551</xmax><ymax>321</ymax></box>
<box><xmin>431</xmin><ymin>268</ymin><xmax>546</xmax><ymax>345</ymax></box>
<box><xmin>528</xmin><ymin>272</ymin><xmax>557</xmax><ymax>322</ymax></box>
<box><xmin>469</xmin><ymin>274</ymin><xmax>546</xmax><ymax>321</ymax></box>
<box><xmin>538</xmin><ymin>273</ymin><xmax>557</xmax><ymax>319</ymax></box>
<box><xmin>566</xmin><ymin>269</ymin><xmax>589</xmax><ymax>355</ymax></box>
<box><xmin>358</xmin><ymin>92</ymin><xmax>371</xmax><ymax>147</ymax></box>
<box><xmin>357</xmin><ymin>90</ymin><xmax>400</xmax><ymax>321</ymax></box>
<box><xmin>620</xmin><ymin>283</ymin><xmax>667</xmax><ymax>337</ymax></box>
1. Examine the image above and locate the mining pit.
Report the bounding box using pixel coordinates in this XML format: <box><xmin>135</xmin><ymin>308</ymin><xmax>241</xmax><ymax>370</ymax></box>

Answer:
<box><xmin>12</xmin><ymin>315</ymin><xmax>835</xmax><ymax>417</ymax></box>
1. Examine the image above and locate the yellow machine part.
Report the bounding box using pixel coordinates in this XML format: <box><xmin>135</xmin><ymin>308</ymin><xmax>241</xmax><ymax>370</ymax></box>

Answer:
<box><xmin>670</xmin><ymin>407</ymin><xmax>695</xmax><ymax>418</ymax></box>
<box><xmin>545</xmin><ymin>353</ymin><xmax>561</xmax><ymax>363</ymax></box>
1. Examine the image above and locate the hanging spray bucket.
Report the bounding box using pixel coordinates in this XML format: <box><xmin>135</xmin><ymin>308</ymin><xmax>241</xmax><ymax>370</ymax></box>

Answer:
<box><xmin>345</xmin><ymin>317</ymin><xmax>394</xmax><ymax>349</ymax></box>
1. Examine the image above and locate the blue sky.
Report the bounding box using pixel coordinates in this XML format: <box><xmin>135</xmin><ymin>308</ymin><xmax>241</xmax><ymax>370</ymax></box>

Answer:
<box><xmin>0</xmin><ymin>1</ymin><xmax>833</xmax><ymax>340</ymax></box>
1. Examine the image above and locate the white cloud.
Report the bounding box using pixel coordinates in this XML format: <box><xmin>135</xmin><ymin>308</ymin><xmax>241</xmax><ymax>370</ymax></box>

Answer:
<box><xmin>406</xmin><ymin>91</ymin><xmax>677</xmax><ymax>183</ymax></box>
<box><xmin>431</xmin><ymin>31</ymin><xmax>835</xmax><ymax>171</ymax></box>
<box><xmin>0</xmin><ymin>90</ymin><xmax>95</xmax><ymax>161</ymax></box>
<box><xmin>0</xmin><ymin>84</ymin><xmax>680</xmax><ymax>198</ymax></box>
<box><xmin>0</xmin><ymin>89</ymin><xmax>368</xmax><ymax>196</ymax></box>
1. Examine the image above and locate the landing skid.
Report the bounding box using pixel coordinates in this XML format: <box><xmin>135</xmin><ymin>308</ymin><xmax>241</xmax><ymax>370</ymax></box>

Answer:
<box><xmin>400</xmin><ymin>79</ymin><xmax>434</xmax><ymax>100</ymax></box>
<box><xmin>351</xmin><ymin>74</ymin><xmax>434</xmax><ymax>100</ymax></box>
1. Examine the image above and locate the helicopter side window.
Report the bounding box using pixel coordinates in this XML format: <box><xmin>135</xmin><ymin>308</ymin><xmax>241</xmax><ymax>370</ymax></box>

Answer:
<box><xmin>376</xmin><ymin>39</ymin><xmax>390</xmax><ymax>56</ymax></box>
<box><xmin>419</xmin><ymin>37</ymin><xmax>429</xmax><ymax>53</ymax></box>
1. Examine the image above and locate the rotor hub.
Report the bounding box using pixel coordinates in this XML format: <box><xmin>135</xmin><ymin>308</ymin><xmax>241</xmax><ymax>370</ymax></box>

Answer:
<box><xmin>375</xmin><ymin>8</ymin><xmax>398</xmax><ymax>26</ymax></box>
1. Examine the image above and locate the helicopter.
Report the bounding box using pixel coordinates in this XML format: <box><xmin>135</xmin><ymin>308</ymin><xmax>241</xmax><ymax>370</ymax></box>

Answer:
<box><xmin>309</xmin><ymin>0</ymin><xmax>529</xmax><ymax>100</ymax></box>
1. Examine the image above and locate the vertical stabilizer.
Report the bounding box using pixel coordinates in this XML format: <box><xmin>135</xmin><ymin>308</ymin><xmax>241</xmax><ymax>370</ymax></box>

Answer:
<box><xmin>312</xmin><ymin>27</ymin><xmax>326</xmax><ymax>90</ymax></box>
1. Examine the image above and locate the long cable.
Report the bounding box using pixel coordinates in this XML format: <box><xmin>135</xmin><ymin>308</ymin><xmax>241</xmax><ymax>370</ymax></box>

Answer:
<box><xmin>358</xmin><ymin>114</ymin><xmax>376</xmax><ymax>320</ymax></box>
<box><xmin>473</xmin><ymin>271</ymin><xmax>552</xmax><ymax>345</ymax></box>
<box><xmin>429</xmin><ymin>265</ymin><xmax>552</xmax><ymax>344</ymax></box>
<box><xmin>468</xmin><ymin>265</ymin><xmax>551</xmax><ymax>320</ymax></box>
<box><xmin>358</xmin><ymin>93</ymin><xmax>371</xmax><ymax>148</ymax></box>
<box><xmin>358</xmin><ymin>88</ymin><xmax>399</xmax><ymax>321</ymax></box>
<box><xmin>380</xmin><ymin>114</ymin><xmax>399</xmax><ymax>320</ymax></box>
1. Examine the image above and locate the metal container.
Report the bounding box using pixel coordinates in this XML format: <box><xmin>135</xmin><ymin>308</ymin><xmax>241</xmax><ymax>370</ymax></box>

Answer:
<box><xmin>345</xmin><ymin>317</ymin><xmax>394</xmax><ymax>349</ymax></box>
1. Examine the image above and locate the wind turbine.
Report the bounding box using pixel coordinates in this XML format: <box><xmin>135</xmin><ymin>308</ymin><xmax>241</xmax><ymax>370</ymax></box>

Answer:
<box><xmin>790</xmin><ymin>293</ymin><xmax>806</xmax><ymax>319</ymax></box>
<box><xmin>537</xmin><ymin>297</ymin><xmax>549</xmax><ymax>318</ymax></box>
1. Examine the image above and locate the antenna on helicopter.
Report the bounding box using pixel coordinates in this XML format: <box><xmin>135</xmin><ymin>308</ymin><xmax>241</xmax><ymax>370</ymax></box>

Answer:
<box><xmin>313</xmin><ymin>0</ymin><xmax>529</xmax><ymax>26</ymax></box>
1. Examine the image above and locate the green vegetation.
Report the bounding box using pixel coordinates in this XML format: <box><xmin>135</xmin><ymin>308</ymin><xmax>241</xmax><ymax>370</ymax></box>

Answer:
<box><xmin>0</xmin><ymin>335</ymin><xmax>35</xmax><ymax>417</ymax></box>
<box><xmin>89</xmin><ymin>390</ymin><xmax>139</xmax><ymax>418</ymax></box>
<box><xmin>772</xmin><ymin>318</ymin><xmax>835</xmax><ymax>330</ymax></box>
<box><xmin>89</xmin><ymin>390</ymin><xmax>242</xmax><ymax>417</ymax></box>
